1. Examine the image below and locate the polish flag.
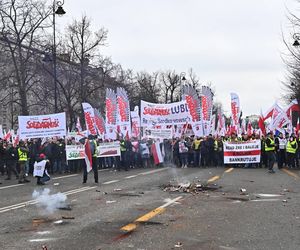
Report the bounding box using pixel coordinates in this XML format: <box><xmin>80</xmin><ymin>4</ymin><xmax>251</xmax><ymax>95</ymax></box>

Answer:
<box><xmin>258</xmin><ymin>114</ymin><xmax>266</xmax><ymax>136</ymax></box>
<box><xmin>247</xmin><ymin>122</ymin><xmax>253</xmax><ymax>136</ymax></box>
<box><xmin>4</xmin><ymin>130</ymin><xmax>12</xmax><ymax>141</ymax></box>
<box><xmin>13</xmin><ymin>130</ymin><xmax>19</xmax><ymax>147</ymax></box>
<box><xmin>151</xmin><ymin>141</ymin><xmax>164</xmax><ymax>165</ymax></box>
<box><xmin>84</xmin><ymin>139</ymin><xmax>93</xmax><ymax>173</ymax></box>
<box><xmin>76</xmin><ymin>117</ymin><xmax>82</xmax><ymax>132</ymax></box>
<box><xmin>296</xmin><ymin>118</ymin><xmax>300</xmax><ymax>135</ymax></box>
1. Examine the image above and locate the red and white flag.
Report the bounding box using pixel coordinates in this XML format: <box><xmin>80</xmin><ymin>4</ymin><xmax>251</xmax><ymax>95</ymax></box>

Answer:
<box><xmin>247</xmin><ymin>122</ymin><xmax>253</xmax><ymax>136</ymax></box>
<box><xmin>3</xmin><ymin>129</ymin><xmax>12</xmax><ymax>141</ymax></box>
<box><xmin>84</xmin><ymin>139</ymin><xmax>93</xmax><ymax>173</ymax></box>
<box><xmin>76</xmin><ymin>117</ymin><xmax>82</xmax><ymax>132</ymax></box>
<box><xmin>151</xmin><ymin>141</ymin><xmax>164</xmax><ymax>165</ymax></box>
<box><xmin>13</xmin><ymin>130</ymin><xmax>19</xmax><ymax>147</ymax></box>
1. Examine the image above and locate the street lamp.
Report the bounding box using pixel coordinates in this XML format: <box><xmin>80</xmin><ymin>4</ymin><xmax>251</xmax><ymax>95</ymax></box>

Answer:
<box><xmin>292</xmin><ymin>33</ymin><xmax>300</xmax><ymax>47</ymax></box>
<box><xmin>180</xmin><ymin>72</ymin><xmax>186</xmax><ymax>99</ymax></box>
<box><xmin>52</xmin><ymin>0</ymin><xmax>66</xmax><ymax>113</ymax></box>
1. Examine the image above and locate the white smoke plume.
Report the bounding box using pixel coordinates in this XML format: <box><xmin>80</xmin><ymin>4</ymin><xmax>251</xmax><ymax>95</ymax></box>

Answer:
<box><xmin>32</xmin><ymin>188</ymin><xmax>67</xmax><ymax>213</ymax></box>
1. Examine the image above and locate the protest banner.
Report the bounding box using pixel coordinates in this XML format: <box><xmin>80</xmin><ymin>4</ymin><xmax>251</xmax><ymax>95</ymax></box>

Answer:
<box><xmin>143</xmin><ymin>128</ymin><xmax>173</xmax><ymax>140</ymax></box>
<box><xmin>66</xmin><ymin>142</ymin><xmax>121</xmax><ymax>160</ymax></box>
<box><xmin>97</xmin><ymin>141</ymin><xmax>121</xmax><ymax>157</ymax></box>
<box><xmin>141</xmin><ymin>100</ymin><xmax>191</xmax><ymax>127</ymax></box>
<box><xmin>223</xmin><ymin>140</ymin><xmax>261</xmax><ymax>164</ymax></box>
<box><xmin>18</xmin><ymin>112</ymin><xmax>66</xmax><ymax>140</ymax></box>
<box><xmin>66</xmin><ymin>145</ymin><xmax>85</xmax><ymax>160</ymax></box>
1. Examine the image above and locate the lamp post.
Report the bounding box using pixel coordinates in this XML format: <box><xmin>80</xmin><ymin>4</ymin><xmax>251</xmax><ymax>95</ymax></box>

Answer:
<box><xmin>52</xmin><ymin>0</ymin><xmax>66</xmax><ymax>113</ymax></box>
<box><xmin>180</xmin><ymin>72</ymin><xmax>186</xmax><ymax>99</ymax></box>
<box><xmin>292</xmin><ymin>33</ymin><xmax>300</xmax><ymax>47</ymax></box>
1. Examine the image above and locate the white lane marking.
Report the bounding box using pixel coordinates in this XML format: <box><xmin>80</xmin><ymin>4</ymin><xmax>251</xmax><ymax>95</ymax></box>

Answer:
<box><xmin>29</xmin><ymin>238</ymin><xmax>55</xmax><ymax>242</ymax></box>
<box><xmin>0</xmin><ymin>186</ymin><xmax>95</xmax><ymax>213</ymax></box>
<box><xmin>255</xmin><ymin>194</ymin><xmax>283</xmax><ymax>198</ymax></box>
<box><xmin>0</xmin><ymin>183</ymin><xmax>25</xmax><ymax>190</ymax></box>
<box><xmin>125</xmin><ymin>175</ymin><xmax>138</xmax><ymax>179</ymax></box>
<box><xmin>52</xmin><ymin>174</ymin><xmax>79</xmax><ymax>180</ymax></box>
<box><xmin>98</xmin><ymin>169</ymin><xmax>110</xmax><ymax>172</ymax></box>
<box><xmin>250</xmin><ymin>199</ymin><xmax>281</xmax><ymax>202</ymax></box>
<box><xmin>160</xmin><ymin>196</ymin><xmax>183</xmax><ymax>208</ymax></box>
<box><xmin>140</xmin><ymin>168</ymin><xmax>168</xmax><ymax>176</ymax></box>
<box><xmin>102</xmin><ymin>180</ymin><xmax>119</xmax><ymax>185</ymax></box>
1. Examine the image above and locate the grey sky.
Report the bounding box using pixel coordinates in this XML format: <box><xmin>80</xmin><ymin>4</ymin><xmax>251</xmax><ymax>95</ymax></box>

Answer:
<box><xmin>58</xmin><ymin>0</ymin><xmax>297</xmax><ymax>116</ymax></box>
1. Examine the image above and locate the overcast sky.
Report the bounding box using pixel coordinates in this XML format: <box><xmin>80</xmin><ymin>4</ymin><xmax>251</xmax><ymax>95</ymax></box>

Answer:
<box><xmin>59</xmin><ymin>0</ymin><xmax>298</xmax><ymax>116</ymax></box>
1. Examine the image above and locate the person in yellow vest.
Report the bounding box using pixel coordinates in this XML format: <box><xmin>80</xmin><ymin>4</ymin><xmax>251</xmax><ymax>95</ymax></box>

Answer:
<box><xmin>17</xmin><ymin>140</ymin><xmax>30</xmax><ymax>183</ymax></box>
<box><xmin>286</xmin><ymin>134</ymin><xmax>298</xmax><ymax>169</ymax></box>
<box><xmin>265</xmin><ymin>132</ymin><xmax>276</xmax><ymax>173</ymax></box>
<box><xmin>192</xmin><ymin>136</ymin><xmax>202</xmax><ymax>167</ymax></box>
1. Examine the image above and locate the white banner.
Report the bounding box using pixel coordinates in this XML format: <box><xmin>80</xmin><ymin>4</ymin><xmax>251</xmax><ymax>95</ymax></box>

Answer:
<box><xmin>82</xmin><ymin>102</ymin><xmax>97</xmax><ymax>135</ymax></box>
<box><xmin>18</xmin><ymin>112</ymin><xmax>66</xmax><ymax>140</ymax></box>
<box><xmin>143</xmin><ymin>128</ymin><xmax>173</xmax><ymax>140</ymax></box>
<box><xmin>66</xmin><ymin>142</ymin><xmax>121</xmax><ymax>160</ymax></box>
<box><xmin>0</xmin><ymin>125</ymin><xmax>3</xmax><ymax>139</ymax></box>
<box><xmin>141</xmin><ymin>100</ymin><xmax>191</xmax><ymax>127</ymax></box>
<box><xmin>98</xmin><ymin>142</ymin><xmax>121</xmax><ymax>157</ymax></box>
<box><xmin>223</xmin><ymin>140</ymin><xmax>261</xmax><ymax>164</ymax></box>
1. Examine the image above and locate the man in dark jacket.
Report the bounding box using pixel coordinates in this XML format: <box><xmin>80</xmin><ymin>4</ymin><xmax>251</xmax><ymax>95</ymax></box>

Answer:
<box><xmin>5</xmin><ymin>142</ymin><xmax>19</xmax><ymax>180</ymax></box>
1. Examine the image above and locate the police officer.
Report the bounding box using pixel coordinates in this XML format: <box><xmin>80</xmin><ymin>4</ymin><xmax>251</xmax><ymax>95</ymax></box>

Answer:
<box><xmin>265</xmin><ymin>132</ymin><xmax>276</xmax><ymax>173</ymax></box>
<box><xmin>18</xmin><ymin>141</ymin><xmax>30</xmax><ymax>183</ymax></box>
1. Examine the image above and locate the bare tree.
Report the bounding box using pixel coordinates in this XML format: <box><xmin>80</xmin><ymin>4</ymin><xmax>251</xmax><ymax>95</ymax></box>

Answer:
<box><xmin>160</xmin><ymin>70</ymin><xmax>181</xmax><ymax>103</ymax></box>
<box><xmin>67</xmin><ymin>15</ymin><xmax>108</xmax><ymax>104</ymax></box>
<box><xmin>0</xmin><ymin>0</ymin><xmax>49</xmax><ymax>115</ymax></box>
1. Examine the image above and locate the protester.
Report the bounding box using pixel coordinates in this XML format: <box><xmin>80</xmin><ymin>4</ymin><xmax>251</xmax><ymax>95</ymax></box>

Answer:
<box><xmin>178</xmin><ymin>137</ymin><xmax>189</xmax><ymax>168</ymax></box>
<box><xmin>82</xmin><ymin>135</ymin><xmax>98</xmax><ymax>184</ymax></box>
<box><xmin>265</xmin><ymin>132</ymin><xmax>276</xmax><ymax>173</ymax></box>
<box><xmin>5</xmin><ymin>142</ymin><xmax>19</xmax><ymax>180</ymax></box>
<box><xmin>17</xmin><ymin>140</ymin><xmax>30</xmax><ymax>183</ymax></box>
<box><xmin>33</xmin><ymin>153</ymin><xmax>50</xmax><ymax>185</ymax></box>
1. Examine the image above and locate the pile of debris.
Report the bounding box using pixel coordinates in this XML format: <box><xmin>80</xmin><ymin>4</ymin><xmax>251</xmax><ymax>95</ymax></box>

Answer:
<box><xmin>162</xmin><ymin>182</ymin><xmax>220</xmax><ymax>194</ymax></box>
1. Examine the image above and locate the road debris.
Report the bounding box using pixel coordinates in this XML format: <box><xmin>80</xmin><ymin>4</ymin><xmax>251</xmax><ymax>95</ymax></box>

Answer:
<box><xmin>106</xmin><ymin>200</ymin><xmax>117</xmax><ymax>204</ymax></box>
<box><xmin>58</xmin><ymin>205</ymin><xmax>72</xmax><ymax>211</ymax></box>
<box><xmin>282</xmin><ymin>200</ymin><xmax>288</xmax><ymax>203</ymax></box>
<box><xmin>61</xmin><ymin>216</ymin><xmax>75</xmax><ymax>220</ymax></box>
<box><xmin>113</xmin><ymin>188</ymin><xmax>122</xmax><ymax>192</ymax></box>
<box><xmin>174</xmin><ymin>242</ymin><xmax>183</xmax><ymax>248</ymax></box>
<box><xmin>42</xmin><ymin>246</ymin><xmax>48</xmax><ymax>250</ymax></box>
<box><xmin>162</xmin><ymin>181</ymin><xmax>220</xmax><ymax>194</ymax></box>
<box><xmin>240</xmin><ymin>188</ymin><xmax>247</xmax><ymax>195</ymax></box>
<box><xmin>53</xmin><ymin>183</ymin><xmax>60</xmax><ymax>186</ymax></box>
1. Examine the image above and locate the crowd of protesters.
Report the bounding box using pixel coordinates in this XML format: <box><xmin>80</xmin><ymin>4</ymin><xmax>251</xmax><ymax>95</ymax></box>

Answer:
<box><xmin>0</xmin><ymin>130</ymin><xmax>299</xmax><ymax>184</ymax></box>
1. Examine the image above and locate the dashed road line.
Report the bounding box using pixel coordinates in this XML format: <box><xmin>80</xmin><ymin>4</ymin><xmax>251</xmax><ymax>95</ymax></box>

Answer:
<box><xmin>103</xmin><ymin>180</ymin><xmax>120</xmax><ymax>185</ymax></box>
<box><xmin>121</xmin><ymin>196</ymin><xmax>182</xmax><ymax>232</ymax></box>
<box><xmin>52</xmin><ymin>174</ymin><xmax>79</xmax><ymax>180</ymax></box>
<box><xmin>225</xmin><ymin>167</ymin><xmax>234</xmax><ymax>173</ymax></box>
<box><xmin>125</xmin><ymin>175</ymin><xmax>138</xmax><ymax>179</ymax></box>
<box><xmin>0</xmin><ymin>186</ymin><xmax>96</xmax><ymax>214</ymax></box>
<box><xmin>0</xmin><ymin>183</ymin><xmax>25</xmax><ymax>190</ymax></box>
<box><xmin>207</xmin><ymin>175</ymin><xmax>220</xmax><ymax>183</ymax></box>
<box><xmin>281</xmin><ymin>168</ymin><xmax>300</xmax><ymax>179</ymax></box>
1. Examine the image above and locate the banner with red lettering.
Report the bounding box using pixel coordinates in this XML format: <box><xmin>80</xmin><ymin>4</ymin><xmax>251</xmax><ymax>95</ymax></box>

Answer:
<box><xmin>223</xmin><ymin>140</ymin><xmax>261</xmax><ymax>164</ymax></box>
<box><xmin>106</xmin><ymin>89</ymin><xmax>117</xmax><ymax>140</ymax></box>
<box><xmin>141</xmin><ymin>100</ymin><xmax>191</xmax><ymax>127</ymax></box>
<box><xmin>131</xmin><ymin>106</ymin><xmax>140</xmax><ymax>138</ymax></box>
<box><xmin>117</xmin><ymin>87</ymin><xmax>131</xmax><ymax>138</ymax></box>
<box><xmin>94</xmin><ymin>108</ymin><xmax>105</xmax><ymax>138</ymax></box>
<box><xmin>18</xmin><ymin>112</ymin><xmax>66</xmax><ymax>139</ymax></box>
<box><xmin>230</xmin><ymin>93</ymin><xmax>240</xmax><ymax>132</ymax></box>
<box><xmin>201</xmin><ymin>86</ymin><xmax>214</xmax><ymax>136</ymax></box>
<box><xmin>182</xmin><ymin>85</ymin><xmax>204</xmax><ymax>137</ymax></box>
<box><xmin>82</xmin><ymin>102</ymin><xmax>97</xmax><ymax>136</ymax></box>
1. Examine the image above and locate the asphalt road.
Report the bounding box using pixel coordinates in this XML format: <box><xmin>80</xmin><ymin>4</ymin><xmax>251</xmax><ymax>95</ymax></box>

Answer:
<box><xmin>0</xmin><ymin>165</ymin><xmax>299</xmax><ymax>250</ymax></box>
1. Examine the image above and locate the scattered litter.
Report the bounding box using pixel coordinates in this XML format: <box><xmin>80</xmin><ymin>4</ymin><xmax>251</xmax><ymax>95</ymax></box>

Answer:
<box><xmin>106</xmin><ymin>200</ymin><xmax>117</xmax><ymax>204</ymax></box>
<box><xmin>53</xmin><ymin>183</ymin><xmax>59</xmax><ymax>186</ymax></box>
<box><xmin>222</xmin><ymin>193</ymin><xmax>226</xmax><ymax>195</ymax></box>
<box><xmin>96</xmin><ymin>190</ymin><xmax>101</xmax><ymax>192</ymax></box>
<box><xmin>174</xmin><ymin>242</ymin><xmax>183</xmax><ymax>248</ymax></box>
<box><xmin>58</xmin><ymin>205</ymin><xmax>72</xmax><ymax>211</ymax></box>
<box><xmin>162</xmin><ymin>182</ymin><xmax>220</xmax><ymax>194</ymax></box>
<box><xmin>42</xmin><ymin>245</ymin><xmax>48</xmax><ymax>250</ymax></box>
<box><xmin>282</xmin><ymin>200</ymin><xmax>288</xmax><ymax>203</ymax></box>
<box><xmin>53</xmin><ymin>220</ymin><xmax>63</xmax><ymax>224</ymax></box>
<box><xmin>283</xmin><ymin>189</ymin><xmax>290</xmax><ymax>192</ymax></box>
<box><xmin>62</xmin><ymin>216</ymin><xmax>75</xmax><ymax>220</ymax></box>
<box><xmin>103</xmin><ymin>192</ymin><xmax>108</xmax><ymax>195</ymax></box>
<box><xmin>37</xmin><ymin>231</ymin><xmax>51</xmax><ymax>235</ymax></box>
<box><xmin>240</xmin><ymin>188</ymin><xmax>247</xmax><ymax>195</ymax></box>
<box><xmin>113</xmin><ymin>188</ymin><xmax>122</xmax><ymax>192</ymax></box>
<box><xmin>139</xmin><ymin>192</ymin><xmax>144</xmax><ymax>195</ymax></box>
<box><xmin>71</xmin><ymin>199</ymin><xmax>77</xmax><ymax>203</ymax></box>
